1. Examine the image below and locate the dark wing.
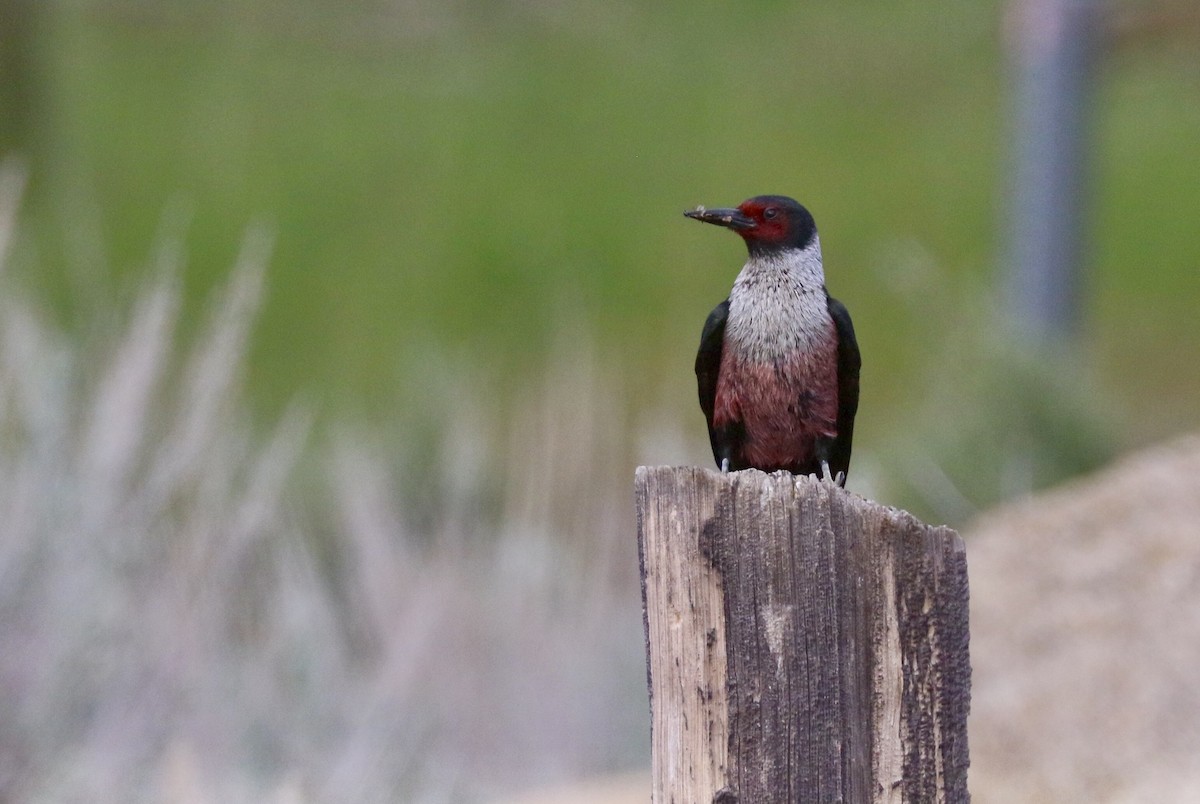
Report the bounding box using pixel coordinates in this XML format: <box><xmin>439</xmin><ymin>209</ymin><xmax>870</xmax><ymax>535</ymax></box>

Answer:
<box><xmin>695</xmin><ymin>299</ymin><xmax>729</xmax><ymax>465</ymax></box>
<box><xmin>827</xmin><ymin>294</ymin><xmax>861</xmax><ymax>479</ymax></box>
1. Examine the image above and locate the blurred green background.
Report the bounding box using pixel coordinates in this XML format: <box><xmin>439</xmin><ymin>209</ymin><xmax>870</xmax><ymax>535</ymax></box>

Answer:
<box><xmin>9</xmin><ymin>0</ymin><xmax>1197</xmax><ymax>475</ymax></box>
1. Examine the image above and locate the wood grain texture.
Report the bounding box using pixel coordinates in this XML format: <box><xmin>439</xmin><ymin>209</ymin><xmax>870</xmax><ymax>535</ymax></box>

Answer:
<box><xmin>636</xmin><ymin>466</ymin><xmax>970</xmax><ymax>804</ymax></box>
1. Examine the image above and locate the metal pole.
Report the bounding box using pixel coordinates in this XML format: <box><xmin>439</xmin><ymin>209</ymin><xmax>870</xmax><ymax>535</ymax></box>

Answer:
<box><xmin>1007</xmin><ymin>0</ymin><xmax>1101</xmax><ymax>342</ymax></box>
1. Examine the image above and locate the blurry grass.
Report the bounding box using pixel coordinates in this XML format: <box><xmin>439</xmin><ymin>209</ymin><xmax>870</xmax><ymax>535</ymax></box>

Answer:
<box><xmin>1093</xmin><ymin>40</ymin><xmax>1200</xmax><ymax>431</ymax></box>
<box><xmin>22</xmin><ymin>0</ymin><xmax>1009</xmax><ymax>430</ymax></box>
<box><xmin>12</xmin><ymin>0</ymin><xmax>1193</xmax><ymax>484</ymax></box>
<box><xmin>14</xmin><ymin>0</ymin><xmax>1197</xmax><ymax>465</ymax></box>
<box><xmin>859</xmin><ymin>241</ymin><xmax>1121</xmax><ymax>524</ymax></box>
<box><xmin>0</xmin><ymin>167</ymin><xmax>651</xmax><ymax>802</ymax></box>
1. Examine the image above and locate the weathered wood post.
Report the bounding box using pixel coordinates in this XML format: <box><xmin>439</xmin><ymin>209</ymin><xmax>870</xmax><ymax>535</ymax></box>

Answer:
<box><xmin>636</xmin><ymin>466</ymin><xmax>970</xmax><ymax>803</ymax></box>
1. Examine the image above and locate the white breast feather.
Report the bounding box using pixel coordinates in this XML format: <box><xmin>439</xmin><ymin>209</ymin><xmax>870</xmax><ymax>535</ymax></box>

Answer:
<box><xmin>725</xmin><ymin>237</ymin><xmax>829</xmax><ymax>361</ymax></box>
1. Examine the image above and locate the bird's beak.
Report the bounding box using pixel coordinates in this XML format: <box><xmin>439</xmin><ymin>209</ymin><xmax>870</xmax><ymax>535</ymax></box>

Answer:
<box><xmin>684</xmin><ymin>206</ymin><xmax>756</xmax><ymax>231</ymax></box>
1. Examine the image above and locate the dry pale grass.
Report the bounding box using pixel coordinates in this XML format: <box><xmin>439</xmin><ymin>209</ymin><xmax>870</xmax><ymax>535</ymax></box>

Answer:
<box><xmin>0</xmin><ymin>162</ymin><xmax>654</xmax><ymax>802</ymax></box>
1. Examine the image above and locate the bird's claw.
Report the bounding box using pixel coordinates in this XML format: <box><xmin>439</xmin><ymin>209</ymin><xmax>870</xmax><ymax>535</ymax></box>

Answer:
<box><xmin>819</xmin><ymin>461</ymin><xmax>846</xmax><ymax>487</ymax></box>
<box><xmin>720</xmin><ymin>458</ymin><xmax>730</xmax><ymax>473</ymax></box>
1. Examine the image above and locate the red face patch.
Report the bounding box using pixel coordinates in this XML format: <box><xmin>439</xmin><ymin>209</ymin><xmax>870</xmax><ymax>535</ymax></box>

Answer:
<box><xmin>737</xmin><ymin>200</ymin><xmax>791</xmax><ymax>244</ymax></box>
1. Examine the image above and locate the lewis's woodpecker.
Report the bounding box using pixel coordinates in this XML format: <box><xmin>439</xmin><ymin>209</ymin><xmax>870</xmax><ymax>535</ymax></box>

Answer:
<box><xmin>686</xmin><ymin>195</ymin><xmax>860</xmax><ymax>484</ymax></box>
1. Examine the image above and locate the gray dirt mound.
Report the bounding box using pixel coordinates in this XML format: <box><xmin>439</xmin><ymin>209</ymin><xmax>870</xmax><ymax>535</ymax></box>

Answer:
<box><xmin>968</xmin><ymin>434</ymin><xmax>1200</xmax><ymax>802</ymax></box>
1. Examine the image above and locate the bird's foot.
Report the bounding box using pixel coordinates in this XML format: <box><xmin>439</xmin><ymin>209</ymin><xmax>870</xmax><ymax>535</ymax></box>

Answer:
<box><xmin>820</xmin><ymin>460</ymin><xmax>846</xmax><ymax>486</ymax></box>
<box><xmin>720</xmin><ymin>458</ymin><xmax>730</xmax><ymax>473</ymax></box>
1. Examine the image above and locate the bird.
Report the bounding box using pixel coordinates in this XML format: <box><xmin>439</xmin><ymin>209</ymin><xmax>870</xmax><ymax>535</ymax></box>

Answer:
<box><xmin>685</xmin><ymin>195</ymin><xmax>860</xmax><ymax>485</ymax></box>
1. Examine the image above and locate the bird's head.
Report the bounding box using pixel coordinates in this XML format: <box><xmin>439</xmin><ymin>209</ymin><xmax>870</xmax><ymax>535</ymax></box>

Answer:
<box><xmin>684</xmin><ymin>195</ymin><xmax>816</xmax><ymax>255</ymax></box>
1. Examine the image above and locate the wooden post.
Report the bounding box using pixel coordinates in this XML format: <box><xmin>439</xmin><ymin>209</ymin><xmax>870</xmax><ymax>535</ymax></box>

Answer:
<box><xmin>636</xmin><ymin>466</ymin><xmax>970</xmax><ymax>803</ymax></box>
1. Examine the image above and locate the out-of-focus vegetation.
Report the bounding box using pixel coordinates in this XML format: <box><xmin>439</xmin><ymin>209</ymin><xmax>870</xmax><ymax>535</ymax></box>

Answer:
<box><xmin>0</xmin><ymin>164</ymin><xmax>650</xmax><ymax>800</ymax></box>
<box><xmin>15</xmin><ymin>1</ymin><xmax>1003</xmax><ymax>425</ymax></box>
<box><xmin>9</xmin><ymin>1</ymin><xmax>1197</xmax><ymax>449</ymax></box>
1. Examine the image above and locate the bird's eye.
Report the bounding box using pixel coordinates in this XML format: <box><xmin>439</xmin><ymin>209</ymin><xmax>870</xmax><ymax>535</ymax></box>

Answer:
<box><xmin>763</xmin><ymin>208</ymin><xmax>778</xmax><ymax>220</ymax></box>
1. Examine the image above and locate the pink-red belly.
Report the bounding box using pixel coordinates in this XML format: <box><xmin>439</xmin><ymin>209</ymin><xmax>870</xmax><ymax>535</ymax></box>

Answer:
<box><xmin>712</xmin><ymin>345</ymin><xmax>839</xmax><ymax>470</ymax></box>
